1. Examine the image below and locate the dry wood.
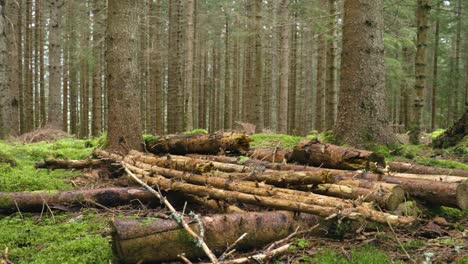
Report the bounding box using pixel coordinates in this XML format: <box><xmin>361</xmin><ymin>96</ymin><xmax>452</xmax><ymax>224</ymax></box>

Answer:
<box><xmin>112</xmin><ymin>211</ymin><xmax>322</xmax><ymax>263</ymax></box>
<box><xmin>389</xmin><ymin>173</ymin><xmax>467</xmax><ymax>183</ymax></box>
<box><xmin>287</xmin><ymin>139</ymin><xmax>386</xmax><ymax>170</ymax></box>
<box><xmin>247</xmin><ymin>147</ymin><xmax>290</xmax><ymax>163</ymax></box>
<box><xmin>146</xmin><ymin>132</ymin><xmax>252</xmax><ymax>155</ymax></box>
<box><xmin>0</xmin><ymin>187</ymin><xmax>155</xmax><ymax>213</ymax></box>
<box><xmin>35</xmin><ymin>158</ymin><xmax>105</xmax><ymax>170</ymax></box>
<box><xmin>388</xmin><ymin>162</ymin><xmax>468</xmax><ymax>177</ymax></box>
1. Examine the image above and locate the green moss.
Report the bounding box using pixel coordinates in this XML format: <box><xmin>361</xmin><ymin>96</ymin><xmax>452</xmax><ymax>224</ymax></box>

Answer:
<box><xmin>312</xmin><ymin>245</ymin><xmax>401</xmax><ymax>264</ymax></box>
<box><xmin>0</xmin><ymin>213</ymin><xmax>113</xmax><ymax>264</ymax></box>
<box><xmin>306</xmin><ymin>130</ymin><xmax>336</xmax><ymax>144</ymax></box>
<box><xmin>250</xmin><ymin>133</ymin><xmax>304</xmax><ymax>149</ymax></box>
<box><xmin>428</xmin><ymin>129</ymin><xmax>446</xmax><ymax>140</ymax></box>
<box><xmin>143</xmin><ymin>134</ymin><xmax>159</xmax><ymax>145</ymax></box>
<box><xmin>429</xmin><ymin>206</ymin><xmax>468</xmax><ymax>222</ymax></box>
<box><xmin>0</xmin><ymin>151</ymin><xmax>17</xmax><ymax>167</ymax></box>
<box><xmin>417</xmin><ymin>157</ymin><xmax>468</xmax><ymax>170</ymax></box>
<box><xmin>367</xmin><ymin>144</ymin><xmax>392</xmax><ymax>159</ymax></box>
<box><xmin>183</xmin><ymin>129</ymin><xmax>208</xmax><ymax>135</ymax></box>
<box><xmin>401</xmin><ymin>239</ymin><xmax>425</xmax><ymax>250</ymax></box>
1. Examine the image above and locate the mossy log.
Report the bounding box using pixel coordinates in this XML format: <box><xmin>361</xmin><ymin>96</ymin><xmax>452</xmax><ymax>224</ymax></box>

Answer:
<box><xmin>432</xmin><ymin>109</ymin><xmax>467</xmax><ymax>148</ymax></box>
<box><xmin>112</xmin><ymin>211</ymin><xmax>322</xmax><ymax>263</ymax></box>
<box><xmin>35</xmin><ymin>158</ymin><xmax>106</xmax><ymax>170</ymax></box>
<box><xmin>146</xmin><ymin>132</ymin><xmax>252</xmax><ymax>155</ymax></box>
<box><xmin>388</xmin><ymin>161</ymin><xmax>468</xmax><ymax>177</ymax></box>
<box><xmin>0</xmin><ymin>187</ymin><xmax>156</xmax><ymax>213</ymax></box>
<box><xmin>287</xmin><ymin>139</ymin><xmax>386</xmax><ymax>170</ymax></box>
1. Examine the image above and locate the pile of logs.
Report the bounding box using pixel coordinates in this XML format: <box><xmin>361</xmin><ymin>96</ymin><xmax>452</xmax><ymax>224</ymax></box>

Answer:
<box><xmin>5</xmin><ymin>131</ymin><xmax>466</xmax><ymax>263</ymax></box>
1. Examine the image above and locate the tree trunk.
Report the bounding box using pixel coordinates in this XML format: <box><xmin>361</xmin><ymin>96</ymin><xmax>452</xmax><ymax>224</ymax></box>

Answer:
<box><xmin>325</xmin><ymin>0</ymin><xmax>337</xmax><ymax>130</ymax></box>
<box><xmin>23</xmin><ymin>0</ymin><xmax>33</xmax><ymax>133</ymax></box>
<box><xmin>0</xmin><ymin>0</ymin><xmax>6</xmax><ymax>137</ymax></box>
<box><xmin>334</xmin><ymin>0</ymin><xmax>396</xmax><ymax>147</ymax></box>
<box><xmin>0</xmin><ymin>187</ymin><xmax>156</xmax><ymax>213</ymax></box>
<box><xmin>145</xmin><ymin>132</ymin><xmax>251</xmax><ymax>155</ymax></box>
<box><xmin>431</xmin><ymin>4</ymin><xmax>440</xmax><ymax>131</ymax></box>
<box><xmin>185</xmin><ymin>0</ymin><xmax>195</xmax><ymax>131</ymax></box>
<box><xmin>432</xmin><ymin>110</ymin><xmax>468</xmax><ymax>148</ymax></box>
<box><xmin>3</xmin><ymin>0</ymin><xmax>20</xmax><ymax>136</ymax></box>
<box><xmin>154</xmin><ymin>0</ymin><xmax>163</xmax><ymax>134</ymax></box>
<box><xmin>106</xmin><ymin>0</ymin><xmax>142</xmax><ymax>153</ymax></box>
<box><xmin>278</xmin><ymin>0</ymin><xmax>289</xmax><ymax>134</ymax></box>
<box><xmin>287</xmin><ymin>140</ymin><xmax>385</xmax><ymax>170</ymax></box>
<box><xmin>224</xmin><ymin>14</ymin><xmax>232</xmax><ymax>130</ymax></box>
<box><xmin>314</xmin><ymin>28</ymin><xmax>326</xmax><ymax>132</ymax></box>
<box><xmin>112</xmin><ymin>211</ymin><xmax>322</xmax><ymax>264</ymax></box>
<box><xmin>409</xmin><ymin>0</ymin><xmax>430</xmax><ymax>144</ymax></box>
<box><xmin>91</xmin><ymin>0</ymin><xmax>103</xmax><ymax>136</ymax></box>
<box><xmin>69</xmin><ymin>1</ymin><xmax>78</xmax><ymax>135</ymax></box>
<box><xmin>388</xmin><ymin>161</ymin><xmax>468</xmax><ymax>177</ymax></box>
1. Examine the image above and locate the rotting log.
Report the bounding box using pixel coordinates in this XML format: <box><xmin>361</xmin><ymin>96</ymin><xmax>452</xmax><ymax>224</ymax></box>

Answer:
<box><xmin>287</xmin><ymin>139</ymin><xmax>386</xmax><ymax>170</ymax></box>
<box><xmin>0</xmin><ymin>187</ymin><xmax>156</xmax><ymax>213</ymax></box>
<box><xmin>432</xmin><ymin>109</ymin><xmax>467</xmax><ymax>149</ymax></box>
<box><xmin>35</xmin><ymin>158</ymin><xmax>106</xmax><ymax>170</ymax></box>
<box><xmin>388</xmin><ymin>161</ymin><xmax>468</xmax><ymax>177</ymax></box>
<box><xmin>145</xmin><ymin>132</ymin><xmax>252</xmax><ymax>155</ymax></box>
<box><xmin>247</xmin><ymin>147</ymin><xmax>291</xmax><ymax>163</ymax></box>
<box><xmin>112</xmin><ymin>211</ymin><xmax>323</xmax><ymax>263</ymax></box>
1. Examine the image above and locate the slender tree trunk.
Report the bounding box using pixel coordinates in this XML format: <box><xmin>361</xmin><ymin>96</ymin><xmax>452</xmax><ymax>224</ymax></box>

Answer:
<box><xmin>278</xmin><ymin>0</ymin><xmax>289</xmax><ymax>134</ymax></box>
<box><xmin>24</xmin><ymin>0</ymin><xmax>33</xmax><ymax>133</ymax></box>
<box><xmin>185</xmin><ymin>0</ymin><xmax>195</xmax><ymax>131</ymax></box>
<box><xmin>223</xmin><ymin>14</ymin><xmax>232</xmax><ymax>130</ymax></box>
<box><xmin>409</xmin><ymin>0</ymin><xmax>430</xmax><ymax>144</ymax></box>
<box><xmin>270</xmin><ymin>2</ymin><xmax>279</xmax><ymax>132</ymax></box>
<box><xmin>453</xmin><ymin>0</ymin><xmax>462</xmax><ymax>118</ymax></box>
<box><xmin>232</xmin><ymin>17</ymin><xmax>240</xmax><ymax>126</ymax></box>
<box><xmin>48</xmin><ymin>0</ymin><xmax>64</xmax><ymax>129</ymax></box>
<box><xmin>154</xmin><ymin>0</ymin><xmax>163</xmax><ymax>134</ymax></box>
<box><xmin>431</xmin><ymin>6</ymin><xmax>439</xmax><ymax>131</ymax></box>
<box><xmin>315</xmin><ymin>33</ymin><xmax>326</xmax><ymax>131</ymax></box>
<box><xmin>288</xmin><ymin>14</ymin><xmax>297</xmax><ymax>134</ymax></box>
<box><xmin>18</xmin><ymin>0</ymin><xmax>24</xmax><ymax>134</ymax></box>
<box><xmin>0</xmin><ymin>0</ymin><xmax>6</xmax><ymax>137</ymax></box>
<box><xmin>33</xmin><ymin>0</ymin><xmax>40</xmax><ymax>128</ymax></box>
<box><xmin>69</xmin><ymin>1</ymin><xmax>78</xmax><ymax>135</ymax></box>
<box><xmin>325</xmin><ymin>0</ymin><xmax>337</xmax><ymax>130</ymax></box>
<box><xmin>4</xmin><ymin>0</ymin><xmax>21</xmax><ymax>136</ymax></box>
<box><xmin>106</xmin><ymin>0</ymin><xmax>142</xmax><ymax>153</ymax></box>
<box><xmin>91</xmin><ymin>0</ymin><xmax>103</xmax><ymax>136</ymax></box>
<box><xmin>334</xmin><ymin>0</ymin><xmax>396</xmax><ymax>147</ymax></box>
<box><xmin>254</xmin><ymin>0</ymin><xmax>263</xmax><ymax>131</ymax></box>
<box><xmin>39</xmin><ymin>0</ymin><xmax>45</xmax><ymax>126</ymax></box>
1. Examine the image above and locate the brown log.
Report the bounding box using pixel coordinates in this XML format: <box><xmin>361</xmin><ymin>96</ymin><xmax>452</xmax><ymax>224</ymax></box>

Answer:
<box><xmin>146</xmin><ymin>132</ymin><xmax>252</xmax><ymax>155</ymax></box>
<box><xmin>247</xmin><ymin>147</ymin><xmax>291</xmax><ymax>163</ymax></box>
<box><xmin>0</xmin><ymin>187</ymin><xmax>156</xmax><ymax>213</ymax></box>
<box><xmin>287</xmin><ymin>139</ymin><xmax>386</xmax><ymax>170</ymax></box>
<box><xmin>390</xmin><ymin>173</ymin><xmax>467</xmax><ymax>183</ymax></box>
<box><xmin>127</xmin><ymin>150</ymin><xmax>214</xmax><ymax>173</ymax></box>
<box><xmin>112</xmin><ymin>211</ymin><xmax>322</xmax><ymax>263</ymax></box>
<box><xmin>35</xmin><ymin>158</ymin><xmax>105</xmax><ymax>170</ymax></box>
<box><xmin>432</xmin><ymin>109</ymin><xmax>467</xmax><ymax>148</ymax></box>
<box><xmin>388</xmin><ymin>161</ymin><xmax>468</xmax><ymax>177</ymax></box>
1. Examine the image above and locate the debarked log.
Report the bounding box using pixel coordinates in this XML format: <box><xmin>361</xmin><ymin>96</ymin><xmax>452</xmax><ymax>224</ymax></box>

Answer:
<box><xmin>287</xmin><ymin>139</ymin><xmax>386</xmax><ymax>170</ymax></box>
<box><xmin>388</xmin><ymin>161</ymin><xmax>468</xmax><ymax>177</ymax></box>
<box><xmin>112</xmin><ymin>211</ymin><xmax>322</xmax><ymax>263</ymax></box>
<box><xmin>0</xmin><ymin>187</ymin><xmax>156</xmax><ymax>213</ymax></box>
<box><xmin>146</xmin><ymin>132</ymin><xmax>252</xmax><ymax>155</ymax></box>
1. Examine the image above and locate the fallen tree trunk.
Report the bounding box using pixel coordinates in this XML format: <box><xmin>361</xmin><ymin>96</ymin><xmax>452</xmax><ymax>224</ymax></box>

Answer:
<box><xmin>146</xmin><ymin>132</ymin><xmax>252</xmax><ymax>155</ymax></box>
<box><xmin>432</xmin><ymin>109</ymin><xmax>467</xmax><ymax>148</ymax></box>
<box><xmin>388</xmin><ymin>162</ymin><xmax>468</xmax><ymax>177</ymax></box>
<box><xmin>247</xmin><ymin>148</ymin><xmax>291</xmax><ymax>163</ymax></box>
<box><xmin>0</xmin><ymin>187</ymin><xmax>156</xmax><ymax>213</ymax></box>
<box><xmin>389</xmin><ymin>173</ymin><xmax>467</xmax><ymax>183</ymax></box>
<box><xmin>287</xmin><ymin>139</ymin><xmax>386</xmax><ymax>170</ymax></box>
<box><xmin>112</xmin><ymin>211</ymin><xmax>322</xmax><ymax>263</ymax></box>
<box><xmin>35</xmin><ymin>158</ymin><xmax>105</xmax><ymax>170</ymax></box>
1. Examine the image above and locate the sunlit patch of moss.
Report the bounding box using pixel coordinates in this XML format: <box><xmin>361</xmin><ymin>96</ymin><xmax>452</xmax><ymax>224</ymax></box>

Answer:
<box><xmin>311</xmin><ymin>245</ymin><xmax>401</xmax><ymax>264</ymax></box>
<box><xmin>417</xmin><ymin>157</ymin><xmax>468</xmax><ymax>170</ymax></box>
<box><xmin>250</xmin><ymin>133</ymin><xmax>304</xmax><ymax>149</ymax></box>
<box><xmin>183</xmin><ymin>128</ymin><xmax>208</xmax><ymax>135</ymax></box>
<box><xmin>367</xmin><ymin>144</ymin><xmax>392</xmax><ymax>159</ymax></box>
<box><xmin>143</xmin><ymin>134</ymin><xmax>159</xmax><ymax>145</ymax></box>
<box><xmin>0</xmin><ymin>213</ymin><xmax>113</xmax><ymax>264</ymax></box>
<box><xmin>427</xmin><ymin>129</ymin><xmax>446</xmax><ymax>140</ymax></box>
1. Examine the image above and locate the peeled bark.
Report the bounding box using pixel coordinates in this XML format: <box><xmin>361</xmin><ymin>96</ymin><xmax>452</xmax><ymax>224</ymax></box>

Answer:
<box><xmin>389</xmin><ymin>161</ymin><xmax>468</xmax><ymax>177</ymax></box>
<box><xmin>0</xmin><ymin>187</ymin><xmax>156</xmax><ymax>213</ymax></box>
<box><xmin>112</xmin><ymin>211</ymin><xmax>322</xmax><ymax>263</ymax></box>
<box><xmin>146</xmin><ymin>132</ymin><xmax>252</xmax><ymax>155</ymax></box>
<box><xmin>287</xmin><ymin>140</ymin><xmax>385</xmax><ymax>170</ymax></box>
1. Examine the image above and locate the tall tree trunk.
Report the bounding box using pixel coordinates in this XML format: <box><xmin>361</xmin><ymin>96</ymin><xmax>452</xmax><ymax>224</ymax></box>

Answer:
<box><xmin>431</xmin><ymin>6</ymin><xmax>439</xmax><ymax>131</ymax></box>
<box><xmin>24</xmin><ymin>0</ymin><xmax>33</xmax><ymax>133</ymax></box>
<box><xmin>18</xmin><ymin>0</ymin><xmax>24</xmax><ymax>134</ymax></box>
<box><xmin>91</xmin><ymin>0</ymin><xmax>103</xmax><ymax>136</ymax></box>
<box><xmin>154</xmin><ymin>0</ymin><xmax>163</xmax><ymax>134</ymax></box>
<box><xmin>314</xmin><ymin>32</ymin><xmax>326</xmax><ymax>132</ymax></box>
<box><xmin>288</xmin><ymin>13</ymin><xmax>297</xmax><ymax>134</ymax></box>
<box><xmin>185</xmin><ymin>0</ymin><xmax>194</xmax><ymax>131</ymax></box>
<box><xmin>270</xmin><ymin>1</ymin><xmax>279</xmax><ymax>132</ymax></box>
<box><xmin>232</xmin><ymin>17</ymin><xmax>240</xmax><ymax>126</ymax></box>
<box><xmin>325</xmin><ymin>0</ymin><xmax>337</xmax><ymax>130</ymax></box>
<box><xmin>4</xmin><ymin>0</ymin><xmax>21</xmax><ymax>136</ymax></box>
<box><xmin>33</xmin><ymin>0</ymin><xmax>40</xmax><ymax>128</ymax></box>
<box><xmin>48</xmin><ymin>0</ymin><xmax>64</xmax><ymax>129</ymax></box>
<box><xmin>253</xmin><ymin>0</ymin><xmax>263</xmax><ymax>131</ymax></box>
<box><xmin>80</xmin><ymin>28</ymin><xmax>89</xmax><ymax>138</ymax></box>
<box><xmin>334</xmin><ymin>0</ymin><xmax>396</xmax><ymax>147</ymax></box>
<box><xmin>409</xmin><ymin>0</ymin><xmax>430</xmax><ymax>144</ymax></box>
<box><xmin>69</xmin><ymin>1</ymin><xmax>78</xmax><ymax>135</ymax></box>
<box><xmin>223</xmin><ymin>14</ymin><xmax>232</xmax><ymax>130</ymax></box>
<box><xmin>38</xmin><ymin>0</ymin><xmax>45</xmax><ymax>126</ymax></box>
<box><xmin>106</xmin><ymin>0</ymin><xmax>142</xmax><ymax>153</ymax></box>
<box><xmin>278</xmin><ymin>0</ymin><xmax>289</xmax><ymax>134</ymax></box>
<box><xmin>453</xmin><ymin>0</ymin><xmax>462</xmax><ymax>118</ymax></box>
<box><xmin>145</xmin><ymin>0</ymin><xmax>154</xmax><ymax>134</ymax></box>
<box><xmin>0</xmin><ymin>0</ymin><xmax>7</xmax><ymax>137</ymax></box>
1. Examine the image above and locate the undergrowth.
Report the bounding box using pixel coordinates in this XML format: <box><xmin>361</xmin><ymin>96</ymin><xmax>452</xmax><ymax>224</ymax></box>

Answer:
<box><xmin>0</xmin><ymin>213</ymin><xmax>113</xmax><ymax>264</ymax></box>
<box><xmin>250</xmin><ymin>133</ymin><xmax>304</xmax><ymax>149</ymax></box>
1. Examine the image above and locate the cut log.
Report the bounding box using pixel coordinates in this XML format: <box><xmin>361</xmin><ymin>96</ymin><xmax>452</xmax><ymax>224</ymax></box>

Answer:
<box><xmin>35</xmin><ymin>158</ymin><xmax>105</xmax><ymax>170</ymax></box>
<box><xmin>247</xmin><ymin>147</ymin><xmax>291</xmax><ymax>163</ymax></box>
<box><xmin>0</xmin><ymin>187</ymin><xmax>156</xmax><ymax>213</ymax></box>
<box><xmin>112</xmin><ymin>211</ymin><xmax>322</xmax><ymax>263</ymax></box>
<box><xmin>146</xmin><ymin>132</ymin><xmax>252</xmax><ymax>155</ymax></box>
<box><xmin>432</xmin><ymin>109</ymin><xmax>467</xmax><ymax>148</ymax></box>
<box><xmin>287</xmin><ymin>139</ymin><xmax>386</xmax><ymax>170</ymax></box>
<box><xmin>388</xmin><ymin>161</ymin><xmax>468</xmax><ymax>177</ymax></box>
<box><xmin>390</xmin><ymin>173</ymin><xmax>467</xmax><ymax>183</ymax></box>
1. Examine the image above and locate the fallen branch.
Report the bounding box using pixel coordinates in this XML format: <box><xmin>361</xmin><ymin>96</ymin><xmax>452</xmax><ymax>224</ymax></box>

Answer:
<box><xmin>35</xmin><ymin>158</ymin><xmax>105</xmax><ymax>170</ymax></box>
<box><xmin>122</xmin><ymin>163</ymin><xmax>219</xmax><ymax>264</ymax></box>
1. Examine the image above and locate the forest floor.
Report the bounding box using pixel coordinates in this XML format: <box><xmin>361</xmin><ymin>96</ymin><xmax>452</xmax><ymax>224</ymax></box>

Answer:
<box><xmin>0</xmin><ymin>131</ymin><xmax>467</xmax><ymax>263</ymax></box>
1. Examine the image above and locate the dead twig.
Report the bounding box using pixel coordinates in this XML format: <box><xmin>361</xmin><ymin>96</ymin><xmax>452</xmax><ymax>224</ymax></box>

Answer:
<box><xmin>218</xmin><ymin>233</ymin><xmax>248</xmax><ymax>261</ymax></box>
<box><xmin>122</xmin><ymin>162</ymin><xmax>219</xmax><ymax>264</ymax></box>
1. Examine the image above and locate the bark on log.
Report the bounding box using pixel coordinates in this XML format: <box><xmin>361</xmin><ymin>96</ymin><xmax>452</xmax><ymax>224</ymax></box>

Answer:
<box><xmin>112</xmin><ymin>211</ymin><xmax>322</xmax><ymax>263</ymax></box>
<box><xmin>35</xmin><ymin>158</ymin><xmax>105</xmax><ymax>170</ymax></box>
<box><xmin>390</xmin><ymin>173</ymin><xmax>467</xmax><ymax>183</ymax></box>
<box><xmin>432</xmin><ymin>110</ymin><xmax>467</xmax><ymax>148</ymax></box>
<box><xmin>146</xmin><ymin>132</ymin><xmax>252</xmax><ymax>155</ymax></box>
<box><xmin>0</xmin><ymin>187</ymin><xmax>156</xmax><ymax>213</ymax></box>
<box><xmin>287</xmin><ymin>139</ymin><xmax>386</xmax><ymax>170</ymax></box>
<box><xmin>388</xmin><ymin>161</ymin><xmax>468</xmax><ymax>177</ymax></box>
<box><xmin>247</xmin><ymin>147</ymin><xmax>291</xmax><ymax>163</ymax></box>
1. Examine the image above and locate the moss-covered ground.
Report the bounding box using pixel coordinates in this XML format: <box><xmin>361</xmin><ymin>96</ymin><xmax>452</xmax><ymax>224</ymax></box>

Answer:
<box><xmin>0</xmin><ymin>132</ymin><xmax>466</xmax><ymax>263</ymax></box>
